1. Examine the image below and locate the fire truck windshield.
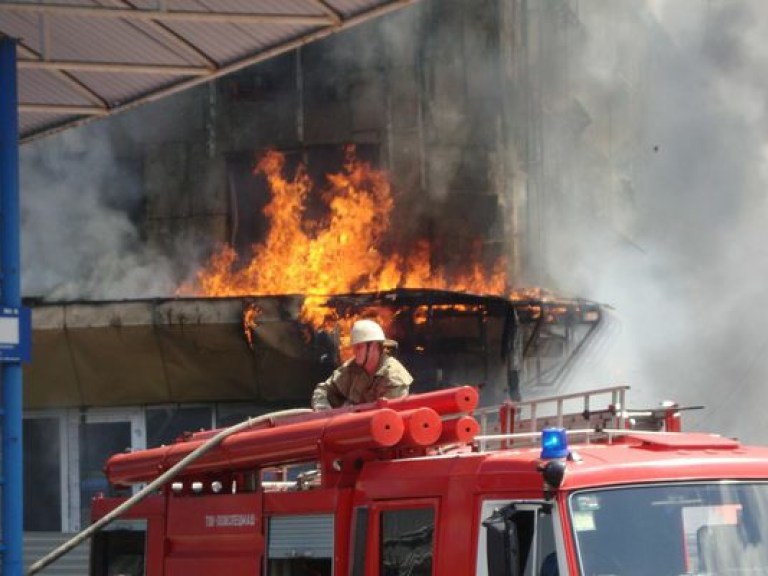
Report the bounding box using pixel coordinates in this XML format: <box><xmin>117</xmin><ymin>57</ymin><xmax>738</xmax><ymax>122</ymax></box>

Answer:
<box><xmin>569</xmin><ymin>482</ymin><xmax>768</xmax><ymax>575</ymax></box>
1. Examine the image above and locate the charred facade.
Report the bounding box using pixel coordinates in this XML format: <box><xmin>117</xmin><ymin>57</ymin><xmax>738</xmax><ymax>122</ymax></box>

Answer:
<box><xmin>24</xmin><ymin>290</ymin><xmax>601</xmax><ymax>410</ymax></box>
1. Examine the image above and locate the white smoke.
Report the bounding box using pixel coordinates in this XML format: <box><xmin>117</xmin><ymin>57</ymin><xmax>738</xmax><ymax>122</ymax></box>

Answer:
<box><xmin>534</xmin><ymin>0</ymin><xmax>768</xmax><ymax>443</ymax></box>
<box><xmin>21</xmin><ymin>125</ymin><xmax>178</xmax><ymax>300</ymax></box>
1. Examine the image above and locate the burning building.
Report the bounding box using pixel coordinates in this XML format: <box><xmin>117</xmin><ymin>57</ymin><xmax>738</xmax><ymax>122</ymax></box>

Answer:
<box><xmin>17</xmin><ymin>0</ymin><xmax>630</xmax><ymax>571</ymax></box>
<box><xmin>21</xmin><ymin>143</ymin><xmax>603</xmax><ymax>554</ymax></box>
<box><xmin>24</xmin><ymin>145</ymin><xmax>601</xmax><ymax>410</ymax></box>
<box><xmin>23</xmin><ymin>145</ymin><xmax>603</xmax><ymax>544</ymax></box>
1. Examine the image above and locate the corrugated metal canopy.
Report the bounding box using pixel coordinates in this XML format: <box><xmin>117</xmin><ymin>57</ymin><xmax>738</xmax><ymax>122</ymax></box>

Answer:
<box><xmin>0</xmin><ymin>0</ymin><xmax>419</xmax><ymax>142</ymax></box>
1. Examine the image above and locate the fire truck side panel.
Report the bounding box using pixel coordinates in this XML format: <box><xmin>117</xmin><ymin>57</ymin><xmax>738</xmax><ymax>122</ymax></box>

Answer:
<box><xmin>354</xmin><ymin>458</ymin><xmax>454</xmax><ymax>574</ymax></box>
<box><xmin>262</xmin><ymin>488</ymin><xmax>354</xmax><ymax>576</ymax></box>
<box><xmin>459</xmin><ymin>465</ymin><xmax>556</xmax><ymax>575</ymax></box>
<box><xmin>85</xmin><ymin>388</ymin><xmax>768</xmax><ymax>576</ymax></box>
<box><xmin>164</xmin><ymin>492</ymin><xmax>263</xmax><ymax>575</ymax></box>
<box><xmin>353</xmin><ymin>453</ymin><xmax>549</xmax><ymax>575</ymax></box>
<box><xmin>262</xmin><ymin>487</ymin><xmax>349</xmax><ymax>515</ymax></box>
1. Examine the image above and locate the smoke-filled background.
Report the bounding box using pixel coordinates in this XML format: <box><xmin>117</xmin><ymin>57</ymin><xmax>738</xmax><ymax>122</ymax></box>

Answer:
<box><xmin>544</xmin><ymin>0</ymin><xmax>768</xmax><ymax>443</ymax></box>
<box><xmin>18</xmin><ymin>0</ymin><xmax>768</xmax><ymax>441</ymax></box>
<box><xmin>20</xmin><ymin>126</ymin><xmax>181</xmax><ymax>300</ymax></box>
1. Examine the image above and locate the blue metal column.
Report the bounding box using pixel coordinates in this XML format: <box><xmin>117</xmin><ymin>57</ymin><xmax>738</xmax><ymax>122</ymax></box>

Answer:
<box><xmin>0</xmin><ymin>37</ymin><xmax>23</xmax><ymax>576</ymax></box>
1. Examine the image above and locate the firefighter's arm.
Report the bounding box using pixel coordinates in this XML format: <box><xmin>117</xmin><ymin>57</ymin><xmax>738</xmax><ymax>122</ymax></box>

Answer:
<box><xmin>311</xmin><ymin>368</ymin><xmax>346</xmax><ymax>410</ymax></box>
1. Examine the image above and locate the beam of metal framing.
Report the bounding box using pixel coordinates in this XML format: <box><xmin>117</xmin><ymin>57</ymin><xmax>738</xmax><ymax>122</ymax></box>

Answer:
<box><xmin>309</xmin><ymin>0</ymin><xmax>343</xmax><ymax>25</ymax></box>
<box><xmin>19</xmin><ymin>59</ymin><xmax>211</xmax><ymax>76</ymax></box>
<box><xmin>39</xmin><ymin>12</ymin><xmax>50</xmax><ymax>60</ymax></box>
<box><xmin>114</xmin><ymin>0</ymin><xmax>218</xmax><ymax>68</ymax></box>
<box><xmin>0</xmin><ymin>4</ymin><xmax>336</xmax><ymax>25</ymax></box>
<box><xmin>20</xmin><ymin>103</ymin><xmax>107</xmax><ymax>115</ymax></box>
<box><xmin>21</xmin><ymin>0</ymin><xmax>422</xmax><ymax>143</ymax></box>
<box><xmin>0</xmin><ymin>36</ymin><xmax>24</xmax><ymax>576</ymax></box>
<box><xmin>17</xmin><ymin>43</ymin><xmax>109</xmax><ymax>107</ymax></box>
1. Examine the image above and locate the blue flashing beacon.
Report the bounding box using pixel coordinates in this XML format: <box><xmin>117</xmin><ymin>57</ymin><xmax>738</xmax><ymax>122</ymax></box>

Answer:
<box><xmin>540</xmin><ymin>427</ymin><xmax>569</xmax><ymax>459</ymax></box>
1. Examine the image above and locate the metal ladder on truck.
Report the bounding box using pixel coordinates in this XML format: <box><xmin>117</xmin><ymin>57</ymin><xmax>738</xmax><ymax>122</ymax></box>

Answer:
<box><xmin>473</xmin><ymin>385</ymin><xmax>685</xmax><ymax>451</ymax></box>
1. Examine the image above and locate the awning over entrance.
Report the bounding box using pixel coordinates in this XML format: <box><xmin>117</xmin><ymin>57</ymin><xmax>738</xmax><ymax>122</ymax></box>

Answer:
<box><xmin>0</xmin><ymin>0</ymin><xmax>420</xmax><ymax>142</ymax></box>
<box><xmin>24</xmin><ymin>297</ymin><xmax>331</xmax><ymax>408</ymax></box>
<box><xmin>23</xmin><ymin>291</ymin><xmax>604</xmax><ymax>409</ymax></box>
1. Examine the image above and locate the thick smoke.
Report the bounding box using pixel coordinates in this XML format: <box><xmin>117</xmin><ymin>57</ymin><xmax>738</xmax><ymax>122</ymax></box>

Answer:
<box><xmin>18</xmin><ymin>0</ymin><xmax>768</xmax><ymax>442</ymax></box>
<box><xmin>21</xmin><ymin>125</ymin><xmax>178</xmax><ymax>300</ymax></box>
<box><xmin>539</xmin><ymin>0</ymin><xmax>768</xmax><ymax>442</ymax></box>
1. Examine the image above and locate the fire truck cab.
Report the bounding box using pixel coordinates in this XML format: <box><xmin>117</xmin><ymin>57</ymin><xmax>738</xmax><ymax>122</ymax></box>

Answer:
<box><xmin>88</xmin><ymin>386</ymin><xmax>768</xmax><ymax>575</ymax></box>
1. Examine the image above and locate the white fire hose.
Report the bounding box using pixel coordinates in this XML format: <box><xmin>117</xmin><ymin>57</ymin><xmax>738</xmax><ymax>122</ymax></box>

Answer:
<box><xmin>27</xmin><ymin>407</ymin><xmax>313</xmax><ymax>576</ymax></box>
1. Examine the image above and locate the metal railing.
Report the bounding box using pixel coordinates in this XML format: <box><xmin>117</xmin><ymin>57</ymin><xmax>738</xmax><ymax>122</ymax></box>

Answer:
<box><xmin>473</xmin><ymin>385</ymin><xmax>631</xmax><ymax>451</ymax></box>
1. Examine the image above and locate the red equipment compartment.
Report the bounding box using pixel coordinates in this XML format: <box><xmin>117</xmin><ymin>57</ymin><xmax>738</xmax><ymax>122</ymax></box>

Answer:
<box><xmin>185</xmin><ymin>385</ymin><xmax>480</xmax><ymax>444</ymax></box>
<box><xmin>378</xmin><ymin>385</ymin><xmax>478</xmax><ymax>414</ymax></box>
<box><xmin>106</xmin><ymin>407</ymin><xmax>405</xmax><ymax>486</ymax></box>
<box><xmin>164</xmin><ymin>492</ymin><xmax>263</xmax><ymax>576</ymax></box>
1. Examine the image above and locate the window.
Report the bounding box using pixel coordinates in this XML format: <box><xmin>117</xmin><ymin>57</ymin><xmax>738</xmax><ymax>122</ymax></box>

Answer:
<box><xmin>380</xmin><ymin>507</ymin><xmax>435</xmax><ymax>576</ymax></box>
<box><xmin>24</xmin><ymin>416</ymin><xmax>63</xmax><ymax>531</ymax></box>
<box><xmin>477</xmin><ymin>500</ymin><xmax>557</xmax><ymax>576</ymax></box>
<box><xmin>227</xmin><ymin>144</ymin><xmax>380</xmax><ymax>255</ymax></box>
<box><xmin>75</xmin><ymin>408</ymin><xmax>144</xmax><ymax>531</ymax></box>
<box><xmin>80</xmin><ymin>421</ymin><xmax>133</xmax><ymax>527</ymax></box>
<box><xmin>90</xmin><ymin>521</ymin><xmax>147</xmax><ymax>576</ymax></box>
<box><xmin>146</xmin><ymin>405</ymin><xmax>212</xmax><ymax>447</ymax></box>
<box><xmin>216</xmin><ymin>402</ymin><xmax>277</xmax><ymax>428</ymax></box>
<box><xmin>569</xmin><ymin>483</ymin><xmax>768</xmax><ymax>576</ymax></box>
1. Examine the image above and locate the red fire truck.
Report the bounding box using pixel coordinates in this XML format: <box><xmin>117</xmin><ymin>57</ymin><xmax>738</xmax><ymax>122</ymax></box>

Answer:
<box><xmin>72</xmin><ymin>385</ymin><xmax>768</xmax><ymax>575</ymax></box>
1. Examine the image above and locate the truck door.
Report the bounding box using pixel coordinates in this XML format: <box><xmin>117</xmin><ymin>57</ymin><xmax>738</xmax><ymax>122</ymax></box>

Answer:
<box><xmin>477</xmin><ymin>500</ymin><xmax>561</xmax><ymax>576</ymax></box>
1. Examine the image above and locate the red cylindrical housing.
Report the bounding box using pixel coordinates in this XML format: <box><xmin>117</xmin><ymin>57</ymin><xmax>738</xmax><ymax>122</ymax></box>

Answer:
<box><xmin>188</xmin><ymin>386</ymin><xmax>480</xmax><ymax>443</ymax></box>
<box><xmin>399</xmin><ymin>408</ymin><xmax>443</xmax><ymax>447</ymax></box>
<box><xmin>320</xmin><ymin>409</ymin><xmax>404</xmax><ymax>451</ymax></box>
<box><xmin>106</xmin><ymin>408</ymin><xmax>404</xmax><ymax>486</ymax></box>
<box><xmin>438</xmin><ymin>416</ymin><xmax>480</xmax><ymax>445</ymax></box>
<box><xmin>105</xmin><ymin>446</ymin><xmax>169</xmax><ymax>486</ymax></box>
<box><xmin>376</xmin><ymin>386</ymin><xmax>479</xmax><ymax>415</ymax></box>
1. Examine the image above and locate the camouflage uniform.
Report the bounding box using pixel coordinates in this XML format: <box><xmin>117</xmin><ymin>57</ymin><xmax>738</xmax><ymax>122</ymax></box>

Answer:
<box><xmin>311</xmin><ymin>355</ymin><xmax>413</xmax><ymax>410</ymax></box>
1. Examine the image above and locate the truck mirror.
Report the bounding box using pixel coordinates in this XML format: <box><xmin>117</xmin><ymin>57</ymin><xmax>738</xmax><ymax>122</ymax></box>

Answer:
<box><xmin>483</xmin><ymin>506</ymin><xmax>521</xmax><ymax>576</ymax></box>
<box><xmin>542</xmin><ymin>459</ymin><xmax>566</xmax><ymax>491</ymax></box>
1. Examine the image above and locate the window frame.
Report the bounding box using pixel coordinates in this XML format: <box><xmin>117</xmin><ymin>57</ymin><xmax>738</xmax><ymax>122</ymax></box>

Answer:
<box><xmin>475</xmin><ymin>498</ymin><xmax>564</xmax><ymax>576</ymax></box>
<box><xmin>68</xmin><ymin>406</ymin><xmax>145</xmax><ymax>532</ymax></box>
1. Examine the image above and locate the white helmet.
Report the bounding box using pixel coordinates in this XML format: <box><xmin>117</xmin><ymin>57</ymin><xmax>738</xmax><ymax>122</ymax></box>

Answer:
<box><xmin>350</xmin><ymin>319</ymin><xmax>386</xmax><ymax>345</ymax></box>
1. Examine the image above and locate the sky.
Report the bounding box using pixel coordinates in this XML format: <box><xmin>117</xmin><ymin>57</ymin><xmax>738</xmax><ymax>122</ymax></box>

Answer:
<box><xmin>16</xmin><ymin>0</ymin><xmax>768</xmax><ymax>442</ymax></box>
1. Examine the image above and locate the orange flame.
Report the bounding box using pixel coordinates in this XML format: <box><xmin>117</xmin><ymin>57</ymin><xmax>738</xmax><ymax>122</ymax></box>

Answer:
<box><xmin>182</xmin><ymin>148</ymin><xmax>508</xmax><ymax>327</ymax></box>
<box><xmin>242</xmin><ymin>302</ymin><xmax>262</xmax><ymax>349</ymax></box>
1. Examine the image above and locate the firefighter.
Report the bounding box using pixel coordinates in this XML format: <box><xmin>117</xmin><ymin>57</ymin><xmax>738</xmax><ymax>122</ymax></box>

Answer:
<box><xmin>311</xmin><ymin>319</ymin><xmax>413</xmax><ymax>410</ymax></box>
